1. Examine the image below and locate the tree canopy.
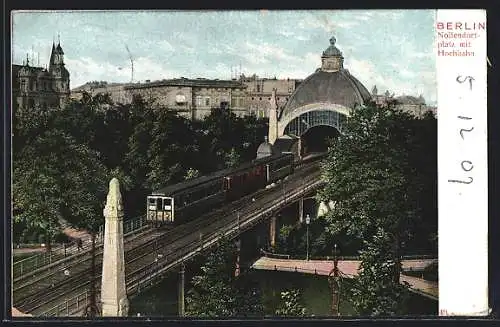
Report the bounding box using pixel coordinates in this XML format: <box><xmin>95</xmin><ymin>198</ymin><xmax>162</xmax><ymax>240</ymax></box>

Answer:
<box><xmin>185</xmin><ymin>239</ymin><xmax>263</xmax><ymax>317</ymax></box>
<box><xmin>317</xmin><ymin>102</ymin><xmax>437</xmax><ymax>315</ymax></box>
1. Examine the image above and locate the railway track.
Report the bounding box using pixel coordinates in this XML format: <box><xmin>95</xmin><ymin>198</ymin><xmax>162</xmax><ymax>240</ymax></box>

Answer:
<box><xmin>17</xmin><ymin>161</ymin><xmax>323</xmax><ymax>315</ymax></box>
<box><xmin>12</xmin><ymin>225</ymin><xmax>156</xmax><ymax>294</ymax></box>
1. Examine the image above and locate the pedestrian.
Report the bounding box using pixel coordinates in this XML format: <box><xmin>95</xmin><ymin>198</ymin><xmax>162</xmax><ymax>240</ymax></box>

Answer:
<box><xmin>77</xmin><ymin>238</ymin><xmax>83</xmax><ymax>251</ymax></box>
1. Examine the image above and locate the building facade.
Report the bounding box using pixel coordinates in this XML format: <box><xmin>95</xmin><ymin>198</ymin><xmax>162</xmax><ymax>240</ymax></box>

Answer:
<box><xmin>240</xmin><ymin>74</ymin><xmax>302</xmax><ymax>118</ymax></box>
<box><xmin>370</xmin><ymin>85</ymin><xmax>437</xmax><ymax>118</ymax></box>
<box><xmin>13</xmin><ymin>41</ymin><xmax>70</xmax><ymax>110</ymax></box>
<box><xmin>71</xmin><ymin>75</ymin><xmax>302</xmax><ymax>120</ymax></box>
<box><xmin>71</xmin><ymin>78</ymin><xmax>248</xmax><ymax>120</ymax></box>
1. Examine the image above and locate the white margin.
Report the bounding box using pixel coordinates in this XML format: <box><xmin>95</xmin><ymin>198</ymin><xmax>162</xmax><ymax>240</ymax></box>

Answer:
<box><xmin>437</xmin><ymin>9</ymin><xmax>488</xmax><ymax>316</ymax></box>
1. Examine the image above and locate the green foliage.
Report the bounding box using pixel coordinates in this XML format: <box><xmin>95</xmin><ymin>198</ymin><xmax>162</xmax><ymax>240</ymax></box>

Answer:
<box><xmin>186</xmin><ymin>239</ymin><xmax>263</xmax><ymax>317</ymax></box>
<box><xmin>13</xmin><ymin>93</ymin><xmax>268</xmax><ymax>242</ymax></box>
<box><xmin>13</xmin><ymin>128</ymin><xmax>108</xmax><ymax>245</ymax></box>
<box><xmin>349</xmin><ymin>228</ymin><xmax>411</xmax><ymax>316</ymax></box>
<box><xmin>276</xmin><ymin>224</ymin><xmax>295</xmax><ymax>253</ymax></box>
<box><xmin>275</xmin><ymin>289</ymin><xmax>307</xmax><ymax>317</ymax></box>
<box><xmin>224</xmin><ymin>148</ymin><xmax>241</xmax><ymax>168</ymax></box>
<box><xmin>184</xmin><ymin>168</ymin><xmax>201</xmax><ymax>181</ymax></box>
<box><xmin>317</xmin><ymin>103</ymin><xmax>437</xmax><ymax>315</ymax></box>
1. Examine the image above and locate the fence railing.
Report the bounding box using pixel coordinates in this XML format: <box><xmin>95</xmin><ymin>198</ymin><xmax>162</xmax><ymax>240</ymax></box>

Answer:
<box><xmin>13</xmin><ymin>215</ymin><xmax>148</xmax><ymax>279</ymax></box>
<box><xmin>36</xmin><ymin>172</ymin><xmax>324</xmax><ymax>317</ymax></box>
<box><xmin>260</xmin><ymin>250</ymin><xmax>436</xmax><ymax>263</ymax></box>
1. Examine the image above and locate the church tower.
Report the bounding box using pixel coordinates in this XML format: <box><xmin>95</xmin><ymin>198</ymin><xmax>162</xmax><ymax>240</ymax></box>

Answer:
<box><xmin>49</xmin><ymin>39</ymin><xmax>70</xmax><ymax>107</ymax></box>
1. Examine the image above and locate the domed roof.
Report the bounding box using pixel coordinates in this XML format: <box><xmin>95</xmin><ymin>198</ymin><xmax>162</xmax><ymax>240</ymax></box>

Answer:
<box><xmin>280</xmin><ymin>36</ymin><xmax>372</xmax><ymax>119</ymax></box>
<box><xmin>256</xmin><ymin>137</ymin><xmax>276</xmax><ymax>159</ymax></box>
<box><xmin>280</xmin><ymin>69</ymin><xmax>372</xmax><ymax>118</ymax></box>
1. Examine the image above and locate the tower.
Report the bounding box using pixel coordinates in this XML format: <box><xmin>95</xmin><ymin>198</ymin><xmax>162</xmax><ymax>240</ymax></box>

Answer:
<box><xmin>49</xmin><ymin>39</ymin><xmax>70</xmax><ymax>106</ymax></box>
<box><xmin>268</xmin><ymin>88</ymin><xmax>279</xmax><ymax>144</ymax></box>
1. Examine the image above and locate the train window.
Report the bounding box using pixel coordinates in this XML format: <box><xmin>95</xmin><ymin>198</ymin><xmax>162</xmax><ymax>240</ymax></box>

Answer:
<box><xmin>148</xmin><ymin>197</ymin><xmax>156</xmax><ymax>210</ymax></box>
<box><xmin>223</xmin><ymin>177</ymin><xmax>231</xmax><ymax>190</ymax></box>
<box><xmin>156</xmin><ymin>198</ymin><xmax>163</xmax><ymax>211</ymax></box>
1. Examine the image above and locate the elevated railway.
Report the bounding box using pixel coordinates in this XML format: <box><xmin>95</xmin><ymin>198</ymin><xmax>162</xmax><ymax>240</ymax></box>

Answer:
<box><xmin>14</xmin><ymin>160</ymin><xmax>323</xmax><ymax>316</ymax></box>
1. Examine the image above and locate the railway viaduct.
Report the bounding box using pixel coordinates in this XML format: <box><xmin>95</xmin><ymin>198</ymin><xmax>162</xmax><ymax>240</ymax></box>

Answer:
<box><xmin>12</xmin><ymin>161</ymin><xmax>326</xmax><ymax>317</ymax></box>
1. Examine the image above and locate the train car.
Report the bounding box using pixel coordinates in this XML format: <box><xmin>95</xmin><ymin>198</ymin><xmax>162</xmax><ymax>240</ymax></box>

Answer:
<box><xmin>147</xmin><ymin>172</ymin><xmax>226</xmax><ymax>226</ymax></box>
<box><xmin>266</xmin><ymin>153</ymin><xmax>295</xmax><ymax>184</ymax></box>
<box><xmin>147</xmin><ymin>153</ymin><xmax>295</xmax><ymax>226</ymax></box>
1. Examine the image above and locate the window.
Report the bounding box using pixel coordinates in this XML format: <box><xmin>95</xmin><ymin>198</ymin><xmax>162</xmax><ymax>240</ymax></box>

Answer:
<box><xmin>205</xmin><ymin>97</ymin><xmax>210</xmax><ymax>106</ymax></box>
<box><xmin>257</xmin><ymin>85</ymin><xmax>261</xmax><ymax>92</ymax></box>
<box><xmin>259</xmin><ymin>97</ymin><xmax>262</xmax><ymax>101</ymax></box>
<box><xmin>196</xmin><ymin>96</ymin><xmax>203</xmax><ymax>106</ymax></box>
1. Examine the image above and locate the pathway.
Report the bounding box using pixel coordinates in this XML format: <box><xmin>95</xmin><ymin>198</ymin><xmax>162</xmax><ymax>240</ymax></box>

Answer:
<box><xmin>251</xmin><ymin>257</ymin><xmax>438</xmax><ymax>300</ymax></box>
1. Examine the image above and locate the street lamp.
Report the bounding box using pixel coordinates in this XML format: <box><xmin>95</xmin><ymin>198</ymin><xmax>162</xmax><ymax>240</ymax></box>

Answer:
<box><xmin>305</xmin><ymin>214</ymin><xmax>310</xmax><ymax>261</ymax></box>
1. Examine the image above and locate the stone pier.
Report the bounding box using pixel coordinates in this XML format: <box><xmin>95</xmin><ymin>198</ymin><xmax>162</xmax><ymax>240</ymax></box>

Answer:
<box><xmin>298</xmin><ymin>198</ymin><xmax>304</xmax><ymax>223</ymax></box>
<box><xmin>269</xmin><ymin>216</ymin><xmax>277</xmax><ymax>248</ymax></box>
<box><xmin>178</xmin><ymin>263</ymin><xmax>185</xmax><ymax>317</ymax></box>
<box><xmin>100</xmin><ymin>178</ymin><xmax>129</xmax><ymax>317</ymax></box>
<box><xmin>234</xmin><ymin>238</ymin><xmax>241</xmax><ymax>277</ymax></box>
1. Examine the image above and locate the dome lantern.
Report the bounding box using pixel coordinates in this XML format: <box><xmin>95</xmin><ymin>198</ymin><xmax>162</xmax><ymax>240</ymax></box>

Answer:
<box><xmin>321</xmin><ymin>36</ymin><xmax>344</xmax><ymax>73</ymax></box>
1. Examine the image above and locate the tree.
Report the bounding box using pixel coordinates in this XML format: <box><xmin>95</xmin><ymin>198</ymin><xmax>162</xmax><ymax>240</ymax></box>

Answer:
<box><xmin>276</xmin><ymin>224</ymin><xmax>295</xmax><ymax>253</ymax></box>
<box><xmin>145</xmin><ymin>110</ymin><xmax>198</xmax><ymax>190</ymax></box>
<box><xmin>202</xmin><ymin>107</ymin><xmax>245</xmax><ymax>170</ymax></box>
<box><xmin>275</xmin><ymin>289</ymin><xmax>307</xmax><ymax>317</ymax></box>
<box><xmin>224</xmin><ymin>148</ymin><xmax>241</xmax><ymax>168</ymax></box>
<box><xmin>186</xmin><ymin>239</ymin><xmax>263</xmax><ymax>317</ymax></box>
<box><xmin>317</xmin><ymin>103</ymin><xmax>437</xmax><ymax>315</ymax></box>
<box><xmin>184</xmin><ymin>168</ymin><xmax>200</xmax><ymax>181</ymax></box>
<box><xmin>349</xmin><ymin>228</ymin><xmax>411</xmax><ymax>316</ymax></box>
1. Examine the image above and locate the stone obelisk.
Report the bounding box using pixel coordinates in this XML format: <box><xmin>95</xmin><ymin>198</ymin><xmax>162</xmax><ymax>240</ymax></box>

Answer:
<box><xmin>268</xmin><ymin>88</ymin><xmax>279</xmax><ymax>145</ymax></box>
<box><xmin>101</xmin><ymin>178</ymin><xmax>129</xmax><ymax>316</ymax></box>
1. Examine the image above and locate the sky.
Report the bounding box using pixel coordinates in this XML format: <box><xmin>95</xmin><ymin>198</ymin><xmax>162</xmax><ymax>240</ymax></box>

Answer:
<box><xmin>12</xmin><ymin>10</ymin><xmax>437</xmax><ymax>105</ymax></box>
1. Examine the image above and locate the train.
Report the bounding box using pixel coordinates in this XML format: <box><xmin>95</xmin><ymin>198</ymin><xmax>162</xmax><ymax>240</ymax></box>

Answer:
<box><xmin>146</xmin><ymin>152</ymin><xmax>326</xmax><ymax>226</ymax></box>
<box><xmin>146</xmin><ymin>153</ymin><xmax>294</xmax><ymax>226</ymax></box>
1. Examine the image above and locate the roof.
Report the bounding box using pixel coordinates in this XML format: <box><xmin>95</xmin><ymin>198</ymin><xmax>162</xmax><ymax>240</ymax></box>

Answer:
<box><xmin>152</xmin><ymin>153</ymin><xmax>292</xmax><ymax>196</ymax></box>
<box><xmin>71</xmin><ymin>81</ymin><xmax>129</xmax><ymax>92</ymax></box>
<box><xmin>55</xmin><ymin>43</ymin><xmax>64</xmax><ymax>54</ymax></box>
<box><xmin>280</xmin><ymin>69</ymin><xmax>371</xmax><ymax>119</ymax></box>
<box><xmin>272</xmin><ymin>135</ymin><xmax>299</xmax><ymax>154</ymax></box>
<box><xmin>256</xmin><ymin>141</ymin><xmax>275</xmax><ymax>159</ymax></box>
<box><xmin>395</xmin><ymin>95</ymin><xmax>426</xmax><ymax>105</ymax></box>
<box><xmin>124</xmin><ymin>78</ymin><xmax>247</xmax><ymax>90</ymax></box>
<box><xmin>15</xmin><ymin>64</ymin><xmax>46</xmax><ymax>77</ymax></box>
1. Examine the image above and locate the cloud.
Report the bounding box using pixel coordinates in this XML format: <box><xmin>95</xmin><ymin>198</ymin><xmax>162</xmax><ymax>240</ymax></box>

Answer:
<box><xmin>12</xmin><ymin>11</ymin><xmax>436</xmax><ymax>104</ymax></box>
<box><xmin>66</xmin><ymin>55</ymin><xmax>180</xmax><ymax>87</ymax></box>
<box><xmin>346</xmin><ymin>57</ymin><xmax>436</xmax><ymax>105</ymax></box>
